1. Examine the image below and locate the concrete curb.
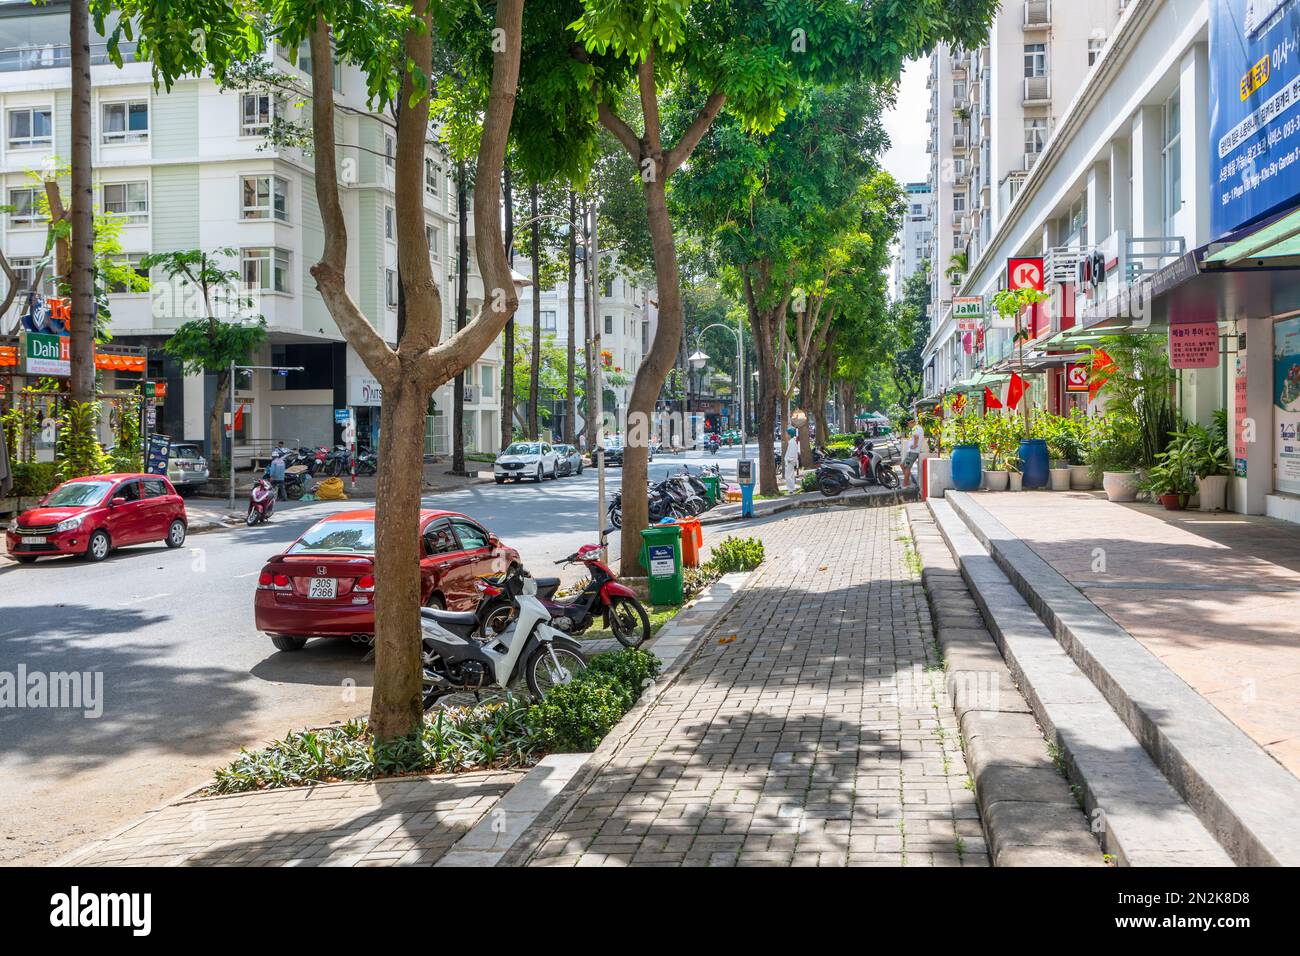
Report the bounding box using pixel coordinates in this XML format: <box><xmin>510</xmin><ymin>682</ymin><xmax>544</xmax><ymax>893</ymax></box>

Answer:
<box><xmin>905</xmin><ymin>504</ymin><xmax>1103</xmax><ymax>867</ymax></box>
<box><xmin>927</xmin><ymin>497</ymin><xmax>1232</xmax><ymax>866</ymax></box>
<box><xmin>494</xmin><ymin>569</ymin><xmax>760</xmax><ymax>867</ymax></box>
<box><xmin>945</xmin><ymin>490</ymin><xmax>1300</xmax><ymax>867</ymax></box>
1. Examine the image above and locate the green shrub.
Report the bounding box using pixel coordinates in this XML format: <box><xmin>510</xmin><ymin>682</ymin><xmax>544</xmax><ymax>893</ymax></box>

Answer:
<box><xmin>584</xmin><ymin>647</ymin><xmax>661</xmax><ymax>701</ymax></box>
<box><xmin>55</xmin><ymin>401</ymin><xmax>109</xmax><ymax>481</ymax></box>
<box><xmin>707</xmin><ymin>535</ymin><xmax>765</xmax><ymax>573</ymax></box>
<box><xmin>800</xmin><ymin>470</ymin><xmax>819</xmax><ymax>493</ymax></box>
<box><xmin>10</xmin><ymin>461</ymin><xmax>58</xmax><ymax>498</ymax></box>
<box><xmin>825</xmin><ymin>441</ymin><xmax>855</xmax><ymax>459</ymax></box>
<box><xmin>525</xmin><ymin>674</ymin><xmax>627</xmax><ymax>752</ymax></box>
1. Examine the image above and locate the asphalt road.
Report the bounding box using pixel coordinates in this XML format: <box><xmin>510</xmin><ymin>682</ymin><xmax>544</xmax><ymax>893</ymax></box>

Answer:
<box><xmin>0</xmin><ymin>444</ymin><xmax>757</xmax><ymax>864</ymax></box>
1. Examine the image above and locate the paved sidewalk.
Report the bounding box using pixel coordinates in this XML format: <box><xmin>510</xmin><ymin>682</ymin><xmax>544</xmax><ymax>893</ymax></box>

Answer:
<box><xmin>973</xmin><ymin>491</ymin><xmax>1300</xmax><ymax>779</ymax></box>
<box><xmin>57</xmin><ymin>771</ymin><xmax>524</xmax><ymax>867</ymax></box>
<box><xmin>519</xmin><ymin>506</ymin><xmax>987</xmax><ymax>867</ymax></box>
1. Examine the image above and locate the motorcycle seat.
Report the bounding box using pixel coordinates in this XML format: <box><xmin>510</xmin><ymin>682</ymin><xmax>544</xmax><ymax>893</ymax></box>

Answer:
<box><xmin>420</xmin><ymin>606</ymin><xmax>480</xmax><ymax>638</ymax></box>
<box><xmin>532</xmin><ymin>576</ymin><xmax>561</xmax><ymax>600</ymax></box>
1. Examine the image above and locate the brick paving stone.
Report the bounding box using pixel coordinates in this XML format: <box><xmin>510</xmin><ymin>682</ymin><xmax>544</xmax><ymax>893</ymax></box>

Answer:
<box><xmin>524</xmin><ymin>506</ymin><xmax>988</xmax><ymax>868</ymax></box>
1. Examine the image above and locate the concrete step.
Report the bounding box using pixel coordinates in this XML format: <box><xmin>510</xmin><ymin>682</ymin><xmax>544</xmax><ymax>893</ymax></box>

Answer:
<box><xmin>944</xmin><ymin>490</ymin><xmax>1300</xmax><ymax>867</ymax></box>
<box><xmin>928</xmin><ymin>498</ymin><xmax>1231</xmax><ymax>866</ymax></box>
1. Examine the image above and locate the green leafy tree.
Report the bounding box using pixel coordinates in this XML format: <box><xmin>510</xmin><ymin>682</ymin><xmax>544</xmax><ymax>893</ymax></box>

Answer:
<box><xmin>141</xmin><ymin>248</ymin><xmax>267</xmax><ymax>474</ymax></box>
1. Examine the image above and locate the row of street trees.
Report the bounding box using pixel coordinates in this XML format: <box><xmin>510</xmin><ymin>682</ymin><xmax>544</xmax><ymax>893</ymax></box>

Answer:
<box><xmin>68</xmin><ymin>0</ymin><xmax>999</xmax><ymax>741</ymax></box>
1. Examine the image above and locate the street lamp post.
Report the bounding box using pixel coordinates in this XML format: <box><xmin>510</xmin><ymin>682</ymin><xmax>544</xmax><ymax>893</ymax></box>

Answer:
<box><xmin>691</xmin><ymin>321</ymin><xmax>745</xmax><ymax>453</ymax></box>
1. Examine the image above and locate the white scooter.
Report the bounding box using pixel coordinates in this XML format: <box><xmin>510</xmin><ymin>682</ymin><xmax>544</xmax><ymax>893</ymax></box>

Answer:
<box><xmin>419</xmin><ymin>566</ymin><xmax>587</xmax><ymax>708</ymax></box>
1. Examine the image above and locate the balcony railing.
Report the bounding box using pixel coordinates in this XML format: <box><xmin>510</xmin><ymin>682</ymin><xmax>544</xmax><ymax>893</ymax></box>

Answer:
<box><xmin>0</xmin><ymin>42</ymin><xmax>140</xmax><ymax>73</ymax></box>
<box><xmin>1126</xmin><ymin>235</ymin><xmax>1187</xmax><ymax>281</ymax></box>
<box><xmin>1024</xmin><ymin>0</ymin><xmax>1051</xmax><ymax>28</ymax></box>
<box><xmin>1044</xmin><ymin>246</ymin><xmax>1086</xmax><ymax>285</ymax></box>
<box><xmin>952</xmin><ymin>131</ymin><xmax>968</xmax><ymax>149</ymax></box>
<box><xmin>1023</xmin><ymin>75</ymin><xmax>1051</xmax><ymax>103</ymax></box>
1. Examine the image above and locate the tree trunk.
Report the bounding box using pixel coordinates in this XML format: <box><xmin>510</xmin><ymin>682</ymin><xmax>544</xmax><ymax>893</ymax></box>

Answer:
<box><xmin>581</xmin><ymin>199</ymin><xmax>597</xmax><ymax>449</ymax></box>
<box><xmin>566</xmin><ymin>189</ymin><xmax>576</xmax><ymax>445</ymax></box>
<box><xmin>452</xmin><ymin>160</ymin><xmax>469</xmax><ymax>473</ymax></box>
<box><xmin>501</xmin><ymin>166</ymin><xmax>515</xmax><ymax>449</ymax></box>
<box><xmin>528</xmin><ymin>183</ymin><xmax>540</xmax><ymax>440</ymax></box>
<box><xmin>618</xmin><ymin>174</ymin><xmax>681</xmax><ymax>577</ymax></box>
<box><xmin>797</xmin><ymin>364</ymin><xmax>812</xmax><ymax>468</ymax></box>
<box><xmin>68</xmin><ymin>0</ymin><xmax>94</xmax><ymax>403</ymax></box>
<box><xmin>210</xmin><ymin>369</ymin><xmax>230</xmax><ymax>475</ymax></box>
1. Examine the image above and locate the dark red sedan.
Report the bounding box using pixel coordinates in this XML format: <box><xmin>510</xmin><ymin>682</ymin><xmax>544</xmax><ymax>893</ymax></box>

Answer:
<box><xmin>254</xmin><ymin>508</ymin><xmax>521</xmax><ymax>651</ymax></box>
<box><xmin>5</xmin><ymin>473</ymin><xmax>188</xmax><ymax>563</ymax></box>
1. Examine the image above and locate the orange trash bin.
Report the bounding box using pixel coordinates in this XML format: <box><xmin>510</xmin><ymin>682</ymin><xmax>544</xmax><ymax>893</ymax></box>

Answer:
<box><xmin>674</xmin><ymin>516</ymin><xmax>703</xmax><ymax>568</ymax></box>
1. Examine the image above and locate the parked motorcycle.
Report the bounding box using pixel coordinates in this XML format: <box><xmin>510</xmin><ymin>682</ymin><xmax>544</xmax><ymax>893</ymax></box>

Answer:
<box><xmin>607</xmin><ymin>481</ymin><xmax>686</xmax><ymax>529</ymax></box>
<box><xmin>354</xmin><ymin>449</ymin><xmax>378</xmax><ymax>476</ymax></box>
<box><xmin>815</xmin><ymin>440</ymin><xmax>899</xmax><ymax>496</ymax></box>
<box><xmin>246</xmin><ymin>476</ymin><xmax>278</xmax><ymax>525</ymax></box>
<box><xmin>419</xmin><ymin>564</ymin><xmax>587</xmax><ymax>707</ymax></box>
<box><xmin>478</xmin><ymin>544</ymin><xmax>652</xmax><ymax>648</ymax></box>
<box><xmin>283</xmin><ymin>464</ymin><xmax>314</xmax><ymax>500</ymax></box>
<box><xmin>324</xmin><ymin>444</ymin><xmax>352</xmax><ymax>477</ymax></box>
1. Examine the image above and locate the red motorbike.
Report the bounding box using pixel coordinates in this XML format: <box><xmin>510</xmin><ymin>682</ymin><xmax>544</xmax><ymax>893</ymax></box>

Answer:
<box><xmin>479</xmin><ymin>545</ymin><xmax>651</xmax><ymax>648</ymax></box>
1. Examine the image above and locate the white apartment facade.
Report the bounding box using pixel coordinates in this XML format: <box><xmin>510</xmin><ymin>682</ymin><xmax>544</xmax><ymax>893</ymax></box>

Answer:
<box><xmin>931</xmin><ymin>0</ymin><xmax>1300</xmax><ymax>523</ymax></box>
<box><xmin>923</xmin><ymin>0</ymin><xmax>1123</xmax><ymax>397</ymax></box>
<box><xmin>893</xmin><ymin>181</ymin><xmax>934</xmax><ymax>294</ymax></box>
<box><xmin>0</xmin><ymin>0</ymin><xmax>503</xmax><ymax>463</ymax></box>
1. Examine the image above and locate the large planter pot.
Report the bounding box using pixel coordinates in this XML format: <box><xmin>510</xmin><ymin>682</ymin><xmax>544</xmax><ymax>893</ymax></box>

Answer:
<box><xmin>923</xmin><ymin>456</ymin><xmax>952</xmax><ymax>499</ymax></box>
<box><xmin>1158</xmin><ymin>492</ymin><xmax>1189</xmax><ymax>511</ymax></box>
<box><xmin>1018</xmin><ymin>439</ymin><xmax>1049</xmax><ymax>489</ymax></box>
<box><xmin>1008</xmin><ymin>472</ymin><xmax>1023</xmax><ymax>491</ymax></box>
<box><xmin>951</xmin><ymin>444</ymin><xmax>983</xmax><ymax>492</ymax></box>
<box><xmin>1049</xmin><ymin>467</ymin><xmax>1072</xmax><ymax>491</ymax></box>
<box><xmin>1102</xmin><ymin>471</ymin><xmax>1140</xmax><ymax>502</ymax></box>
<box><xmin>984</xmin><ymin>469</ymin><xmax>1009</xmax><ymax>491</ymax></box>
<box><xmin>1197</xmin><ymin>474</ymin><xmax>1229</xmax><ymax>512</ymax></box>
<box><xmin>1069</xmin><ymin>465</ymin><xmax>1093</xmax><ymax>490</ymax></box>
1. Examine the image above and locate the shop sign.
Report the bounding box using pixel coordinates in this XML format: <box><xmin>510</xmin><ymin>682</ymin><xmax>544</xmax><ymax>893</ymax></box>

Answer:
<box><xmin>1065</xmin><ymin>363</ymin><xmax>1089</xmax><ymax>392</ymax></box>
<box><xmin>953</xmin><ymin>297</ymin><xmax>984</xmax><ymax>331</ymax></box>
<box><xmin>1169</xmin><ymin>322</ymin><xmax>1220</xmax><ymax>369</ymax></box>
<box><xmin>1275</xmin><ymin>316</ymin><xmax>1300</xmax><ymax>494</ymax></box>
<box><xmin>1007</xmin><ymin>257</ymin><xmax>1044</xmax><ymax>292</ymax></box>
<box><xmin>1210</xmin><ymin>0</ymin><xmax>1300</xmax><ymax>238</ymax></box>
<box><xmin>1235</xmin><ymin>351</ymin><xmax>1249</xmax><ymax>476</ymax></box>
<box><xmin>23</xmin><ymin>332</ymin><xmax>70</xmax><ymax>376</ymax></box>
<box><xmin>347</xmin><ymin>375</ymin><xmax>383</xmax><ymax>406</ymax></box>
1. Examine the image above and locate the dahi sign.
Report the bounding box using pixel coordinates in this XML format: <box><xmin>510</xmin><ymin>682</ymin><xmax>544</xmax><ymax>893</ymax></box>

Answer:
<box><xmin>1169</xmin><ymin>322</ymin><xmax>1220</xmax><ymax>369</ymax></box>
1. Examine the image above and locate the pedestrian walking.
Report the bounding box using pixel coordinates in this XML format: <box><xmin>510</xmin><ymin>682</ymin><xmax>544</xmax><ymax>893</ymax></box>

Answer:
<box><xmin>902</xmin><ymin>416</ymin><xmax>927</xmax><ymax>488</ymax></box>
<box><xmin>267</xmin><ymin>453</ymin><xmax>287</xmax><ymax>501</ymax></box>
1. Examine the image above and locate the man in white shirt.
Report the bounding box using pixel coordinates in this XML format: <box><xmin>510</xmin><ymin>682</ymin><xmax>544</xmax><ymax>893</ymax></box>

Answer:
<box><xmin>902</xmin><ymin>417</ymin><xmax>927</xmax><ymax>488</ymax></box>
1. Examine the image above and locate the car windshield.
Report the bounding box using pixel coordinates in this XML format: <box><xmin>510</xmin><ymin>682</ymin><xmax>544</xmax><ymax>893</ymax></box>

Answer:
<box><xmin>43</xmin><ymin>481</ymin><xmax>112</xmax><ymax>507</ymax></box>
<box><xmin>505</xmin><ymin>443</ymin><xmax>541</xmax><ymax>455</ymax></box>
<box><xmin>172</xmin><ymin>445</ymin><xmax>202</xmax><ymax>459</ymax></box>
<box><xmin>288</xmin><ymin>520</ymin><xmax>376</xmax><ymax>554</ymax></box>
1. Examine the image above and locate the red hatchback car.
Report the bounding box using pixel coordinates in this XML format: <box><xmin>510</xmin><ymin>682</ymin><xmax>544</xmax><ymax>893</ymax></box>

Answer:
<box><xmin>254</xmin><ymin>508</ymin><xmax>521</xmax><ymax>651</ymax></box>
<box><xmin>5</xmin><ymin>473</ymin><xmax>188</xmax><ymax>563</ymax></box>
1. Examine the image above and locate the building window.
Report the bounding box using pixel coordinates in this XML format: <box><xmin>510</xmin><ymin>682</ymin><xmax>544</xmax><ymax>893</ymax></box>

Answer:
<box><xmin>101</xmin><ymin>100</ymin><xmax>149</xmax><ymax>143</ymax></box>
<box><xmin>1023</xmin><ymin>43</ymin><xmax>1046</xmax><ymax>78</ymax></box>
<box><xmin>426</xmin><ymin>224</ymin><xmax>440</xmax><ymax>262</ymax></box>
<box><xmin>1163</xmin><ymin>88</ymin><xmax>1182</xmax><ymax>233</ymax></box>
<box><xmin>602</xmin><ymin>278</ymin><xmax>613</xmax><ymax>297</ymax></box>
<box><xmin>11</xmin><ymin>258</ymin><xmax>57</xmax><ymax>297</ymax></box>
<box><xmin>384</xmin><ymin>134</ymin><xmax>395</xmax><ymax>168</ymax></box>
<box><xmin>240</xmin><ymin>93</ymin><xmax>278</xmax><ymax>136</ymax></box>
<box><xmin>953</xmin><ymin>193</ymin><xmax>966</xmax><ymax>213</ymax></box>
<box><xmin>385</xmin><ymin>268</ymin><xmax>397</xmax><ymax>308</ymax></box>
<box><xmin>604</xmin><ymin>315</ymin><xmax>613</xmax><ymax>335</ymax></box>
<box><xmin>103</xmin><ymin>182</ymin><xmax>149</xmax><ymax>223</ymax></box>
<box><xmin>1024</xmin><ymin>118</ymin><xmax>1047</xmax><ymax>155</ymax></box>
<box><xmin>241</xmin><ymin>175</ymin><xmax>289</xmax><ymax>222</ymax></box>
<box><xmin>425</xmin><ymin>156</ymin><xmax>439</xmax><ymax>195</ymax></box>
<box><xmin>107</xmin><ymin>254</ymin><xmax>149</xmax><ymax>293</ymax></box>
<box><xmin>8</xmin><ymin>107</ymin><xmax>53</xmax><ymax>148</ymax></box>
<box><xmin>1087</xmin><ymin>36</ymin><xmax>1106</xmax><ymax>67</ymax></box>
<box><xmin>542</xmin><ymin>310</ymin><xmax>556</xmax><ymax>331</ymax></box>
<box><xmin>480</xmin><ymin>364</ymin><xmax>494</xmax><ymax>399</ymax></box>
<box><xmin>242</xmin><ymin>247</ymin><xmax>291</xmax><ymax>293</ymax></box>
<box><xmin>385</xmin><ymin>205</ymin><xmax>395</xmax><ymax>241</ymax></box>
<box><xmin>7</xmin><ymin>187</ymin><xmax>43</xmax><ymax>227</ymax></box>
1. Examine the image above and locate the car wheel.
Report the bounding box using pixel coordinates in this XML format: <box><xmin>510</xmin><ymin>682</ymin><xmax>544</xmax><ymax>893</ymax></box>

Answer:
<box><xmin>424</xmin><ymin>592</ymin><xmax>445</xmax><ymax>609</ymax></box>
<box><xmin>271</xmin><ymin>635</ymin><xmax>307</xmax><ymax>652</ymax></box>
<box><xmin>165</xmin><ymin>519</ymin><xmax>187</xmax><ymax>548</ymax></box>
<box><xmin>578</xmin><ymin>462</ymin><xmax>583</xmax><ymax>475</ymax></box>
<box><xmin>85</xmin><ymin>530</ymin><xmax>111</xmax><ymax>562</ymax></box>
<box><xmin>535</xmin><ymin>465</ymin><xmax>543</xmax><ymax>483</ymax></box>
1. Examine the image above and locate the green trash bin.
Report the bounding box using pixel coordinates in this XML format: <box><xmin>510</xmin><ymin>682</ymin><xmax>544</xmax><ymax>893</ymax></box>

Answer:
<box><xmin>699</xmin><ymin>473</ymin><xmax>721</xmax><ymax>505</ymax></box>
<box><xmin>639</xmin><ymin>524</ymin><xmax>684</xmax><ymax>606</ymax></box>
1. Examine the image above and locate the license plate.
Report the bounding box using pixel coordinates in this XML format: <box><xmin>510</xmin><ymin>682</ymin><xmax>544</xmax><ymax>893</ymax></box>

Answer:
<box><xmin>308</xmin><ymin>577</ymin><xmax>337</xmax><ymax>599</ymax></box>
<box><xmin>23</xmin><ymin>536</ymin><xmax>46</xmax><ymax>545</ymax></box>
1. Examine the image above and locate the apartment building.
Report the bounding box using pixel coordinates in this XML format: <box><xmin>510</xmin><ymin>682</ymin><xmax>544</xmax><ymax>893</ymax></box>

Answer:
<box><xmin>923</xmin><ymin>0</ymin><xmax>1123</xmax><ymax>397</ymax></box>
<box><xmin>931</xmin><ymin>0</ymin><xmax>1300</xmax><ymax>523</ymax></box>
<box><xmin>0</xmin><ymin>0</ymin><xmax>503</xmax><ymax>464</ymax></box>
<box><xmin>514</xmin><ymin>265</ymin><xmax>653</xmax><ymax>441</ymax></box>
<box><xmin>892</xmin><ymin>181</ymin><xmax>934</xmax><ymax>294</ymax></box>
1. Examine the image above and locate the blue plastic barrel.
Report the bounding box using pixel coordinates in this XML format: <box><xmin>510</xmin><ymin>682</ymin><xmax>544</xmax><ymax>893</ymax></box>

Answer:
<box><xmin>1018</xmin><ymin>438</ymin><xmax>1048</xmax><ymax>489</ymax></box>
<box><xmin>951</xmin><ymin>444</ymin><xmax>983</xmax><ymax>491</ymax></box>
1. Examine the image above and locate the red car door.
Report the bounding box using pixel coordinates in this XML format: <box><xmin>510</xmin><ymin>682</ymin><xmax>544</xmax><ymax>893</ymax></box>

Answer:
<box><xmin>104</xmin><ymin>479</ymin><xmax>146</xmax><ymax>545</ymax></box>
<box><xmin>420</xmin><ymin>518</ymin><xmax>475</xmax><ymax>608</ymax></box>
<box><xmin>138</xmin><ymin>477</ymin><xmax>172</xmax><ymax>541</ymax></box>
<box><xmin>450</xmin><ymin>518</ymin><xmax>496</xmax><ymax>583</ymax></box>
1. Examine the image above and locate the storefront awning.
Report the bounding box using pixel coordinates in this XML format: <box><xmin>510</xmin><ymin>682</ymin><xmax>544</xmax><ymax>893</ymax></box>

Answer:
<box><xmin>1203</xmin><ymin>207</ymin><xmax>1300</xmax><ymax>269</ymax></box>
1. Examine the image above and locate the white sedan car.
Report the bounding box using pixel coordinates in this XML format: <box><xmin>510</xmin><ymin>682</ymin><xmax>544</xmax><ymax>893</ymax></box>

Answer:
<box><xmin>494</xmin><ymin>441</ymin><xmax>561</xmax><ymax>483</ymax></box>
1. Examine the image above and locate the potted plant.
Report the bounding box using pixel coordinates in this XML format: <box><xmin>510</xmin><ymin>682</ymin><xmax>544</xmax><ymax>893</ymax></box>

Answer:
<box><xmin>1007</xmin><ymin>459</ymin><xmax>1023</xmax><ymax>491</ymax></box>
<box><xmin>1034</xmin><ymin>414</ymin><xmax>1073</xmax><ymax>490</ymax></box>
<box><xmin>1170</xmin><ymin>417</ymin><xmax>1232</xmax><ymax>511</ymax></box>
<box><xmin>1065</xmin><ymin>410</ymin><xmax>1094</xmax><ymax>490</ymax></box>
<box><xmin>1089</xmin><ymin>414</ymin><xmax>1144</xmax><ymax>502</ymax></box>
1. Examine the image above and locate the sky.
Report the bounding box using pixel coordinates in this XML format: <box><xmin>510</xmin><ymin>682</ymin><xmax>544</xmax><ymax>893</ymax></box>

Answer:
<box><xmin>881</xmin><ymin>58</ymin><xmax>930</xmax><ymax>297</ymax></box>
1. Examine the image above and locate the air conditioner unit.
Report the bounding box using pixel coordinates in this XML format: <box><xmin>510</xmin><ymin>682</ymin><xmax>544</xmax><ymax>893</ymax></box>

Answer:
<box><xmin>462</xmin><ymin>384</ymin><xmax>479</xmax><ymax>404</ymax></box>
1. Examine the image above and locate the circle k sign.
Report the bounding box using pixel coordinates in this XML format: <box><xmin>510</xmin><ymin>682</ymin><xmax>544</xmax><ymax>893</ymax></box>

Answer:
<box><xmin>1065</xmin><ymin>362</ymin><xmax>1089</xmax><ymax>392</ymax></box>
<box><xmin>1007</xmin><ymin>257</ymin><xmax>1044</xmax><ymax>292</ymax></box>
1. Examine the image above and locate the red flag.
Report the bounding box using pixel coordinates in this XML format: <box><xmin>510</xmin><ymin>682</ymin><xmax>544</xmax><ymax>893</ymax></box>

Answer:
<box><xmin>232</xmin><ymin>402</ymin><xmax>246</xmax><ymax>433</ymax></box>
<box><xmin>983</xmin><ymin>386</ymin><xmax>1003</xmax><ymax>410</ymax></box>
<box><xmin>1005</xmin><ymin>372</ymin><xmax>1026</xmax><ymax>410</ymax></box>
<box><xmin>1089</xmin><ymin>348</ymin><xmax>1115</xmax><ymax>402</ymax></box>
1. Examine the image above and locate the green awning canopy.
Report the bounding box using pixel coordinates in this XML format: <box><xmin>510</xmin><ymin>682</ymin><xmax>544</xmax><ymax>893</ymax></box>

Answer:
<box><xmin>1204</xmin><ymin>207</ymin><xmax>1300</xmax><ymax>268</ymax></box>
<box><xmin>953</xmin><ymin>370</ymin><xmax>1010</xmax><ymax>392</ymax></box>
